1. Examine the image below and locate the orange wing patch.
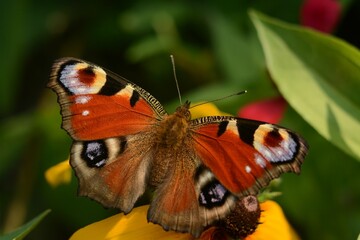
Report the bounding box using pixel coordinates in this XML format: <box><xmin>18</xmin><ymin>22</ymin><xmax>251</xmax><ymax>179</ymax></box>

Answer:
<box><xmin>193</xmin><ymin>123</ymin><xmax>268</xmax><ymax>194</ymax></box>
<box><xmin>49</xmin><ymin>58</ymin><xmax>164</xmax><ymax>141</ymax></box>
<box><xmin>68</xmin><ymin>93</ymin><xmax>157</xmax><ymax>140</ymax></box>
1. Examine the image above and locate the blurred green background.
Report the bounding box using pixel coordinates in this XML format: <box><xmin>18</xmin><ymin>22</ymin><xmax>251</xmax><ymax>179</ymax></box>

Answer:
<box><xmin>1</xmin><ymin>0</ymin><xmax>359</xmax><ymax>239</ymax></box>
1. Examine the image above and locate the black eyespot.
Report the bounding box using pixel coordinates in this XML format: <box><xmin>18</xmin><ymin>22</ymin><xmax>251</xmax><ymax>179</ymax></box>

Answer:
<box><xmin>81</xmin><ymin>140</ymin><xmax>108</xmax><ymax>168</ymax></box>
<box><xmin>199</xmin><ymin>179</ymin><xmax>229</xmax><ymax>209</ymax></box>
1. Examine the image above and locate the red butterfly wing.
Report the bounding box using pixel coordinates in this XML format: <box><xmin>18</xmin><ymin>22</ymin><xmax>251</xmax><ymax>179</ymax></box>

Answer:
<box><xmin>48</xmin><ymin>58</ymin><xmax>167</xmax><ymax>140</ymax></box>
<box><xmin>48</xmin><ymin>58</ymin><xmax>166</xmax><ymax>213</ymax></box>
<box><xmin>191</xmin><ymin>116</ymin><xmax>308</xmax><ymax>196</ymax></box>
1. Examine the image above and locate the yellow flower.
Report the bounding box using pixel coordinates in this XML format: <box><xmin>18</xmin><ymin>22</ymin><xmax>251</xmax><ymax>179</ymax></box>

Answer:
<box><xmin>70</xmin><ymin>205</ymin><xmax>192</xmax><ymax>240</ymax></box>
<box><xmin>70</xmin><ymin>201</ymin><xmax>298</xmax><ymax>240</ymax></box>
<box><xmin>44</xmin><ymin>160</ymin><xmax>72</xmax><ymax>187</ymax></box>
<box><xmin>190</xmin><ymin>102</ymin><xmax>229</xmax><ymax>119</ymax></box>
<box><xmin>245</xmin><ymin>201</ymin><xmax>300</xmax><ymax>240</ymax></box>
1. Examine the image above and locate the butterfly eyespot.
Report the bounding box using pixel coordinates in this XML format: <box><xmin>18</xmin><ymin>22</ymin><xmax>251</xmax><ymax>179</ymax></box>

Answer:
<box><xmin>81</xmin><ymin>140</ymin><xmax>108</xmax><ymax>168</ymax></box>
<box><xmin>80</xmin><ymin>66</ymin><xmax>96</xmax><ymax>77</ymax></box>
<box><xmin>264</xmin><ymin>128</ymin><xmax>283</xmax><ymax>147</ymax></box>
<box><xmin>254</xmin><ymin>126</ymin><xmax>299</xmax><ymax>164</ymax></box>
<box><xmin>77</xmin><ymin>65</ymin><xmax>96</xmax><ymax>86</ymax></box>
<box><xmin>199</xmin><ymin>179</ymin><xmax>230</xmax><ymax>209</ymax></box>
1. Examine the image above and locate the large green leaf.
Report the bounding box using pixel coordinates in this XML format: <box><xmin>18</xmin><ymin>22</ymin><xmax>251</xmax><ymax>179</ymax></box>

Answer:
<box><xmin>250</xmin><ymin>10</ymin><xmax>360</xmax><ymax>161</ymax></box>
<box><xmin>0</xmin><ymin>209</ymin><xmax>51</xmax><ymax>240</ymax></box>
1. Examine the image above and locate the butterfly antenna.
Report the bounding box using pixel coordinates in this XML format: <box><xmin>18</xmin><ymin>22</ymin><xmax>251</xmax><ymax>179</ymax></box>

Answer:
<box><xmin>170</xmin><ymin>55</ymin><xmax>182</xmax><ymax>105</ymax></box>
<box><xmin>189</xmin><ymin>90</ymin><xmax>247</xmax><ymax>109</ymax></box>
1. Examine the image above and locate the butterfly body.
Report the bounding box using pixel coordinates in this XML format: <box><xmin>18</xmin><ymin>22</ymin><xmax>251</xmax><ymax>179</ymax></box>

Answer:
<box><xmin>49</xmin><ymin>58</ymin><xmax>308</xmax><ymax>237</ymax></box>
<box><xmin>153</xmin><ymin>102</ymin><xmax>191</xmax><ymax>148</ymax></box>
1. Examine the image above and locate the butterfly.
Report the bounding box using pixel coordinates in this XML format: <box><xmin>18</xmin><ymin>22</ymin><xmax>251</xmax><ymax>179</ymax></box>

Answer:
<box><xmin>48</xmin><ymin>57</ymin><xmax>308</xmax><ymax>237</ymax></box>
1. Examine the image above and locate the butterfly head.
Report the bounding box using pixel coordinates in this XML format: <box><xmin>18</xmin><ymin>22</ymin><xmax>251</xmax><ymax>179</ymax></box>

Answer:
<box><xmin>152</xmin><ymin>100</ymin><xmax>191</xmax><ymax>149</ymax></box>
<box><xmin>175</xmin><ymin>100</ymin><xmax>191</xmax><ymax>121</ymax></box>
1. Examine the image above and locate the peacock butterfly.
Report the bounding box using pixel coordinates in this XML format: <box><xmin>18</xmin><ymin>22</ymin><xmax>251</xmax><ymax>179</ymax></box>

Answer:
<box><xmin>48</xmin><ymin>57</ymin><xmax>308</xmax><ymax>237</ymax></box>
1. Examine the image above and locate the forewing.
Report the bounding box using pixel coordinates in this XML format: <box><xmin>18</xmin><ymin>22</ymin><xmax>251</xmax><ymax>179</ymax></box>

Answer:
<box><xmin>48</xmin><ymin>57</ymin><xmax>167</xmax><ymax>140</ymax></box>
<box><xmin>48</xmin><ymin>58</ymin><xmax>165</xmax><ymax>213</ymax></box>
<box><xmin>191</xmin><ymin>116</ymin><xmax>308</xmax><ymax>196</ymax></box>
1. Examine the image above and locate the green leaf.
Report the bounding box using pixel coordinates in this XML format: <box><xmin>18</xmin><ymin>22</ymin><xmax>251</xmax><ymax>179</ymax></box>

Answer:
<box><xmin>250</xmin><ymin>10</ymin><xmax>360</xmax><ymax>161</ymax></box>
<box><xmin>0</xmin><ymin>209</ymin><xmax>51</xmax><ymax>240</ymax></box>
<box><xmin>209</xmin><ymin>14</ymin><xmax>263</xmax><ymax>85</ymax></box>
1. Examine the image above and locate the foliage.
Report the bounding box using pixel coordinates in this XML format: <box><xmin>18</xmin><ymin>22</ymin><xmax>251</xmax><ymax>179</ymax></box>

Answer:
<box><xmin>0</xmin><ymin>210</ymin><xmax>50</xmax><ymax>240</ymax></box>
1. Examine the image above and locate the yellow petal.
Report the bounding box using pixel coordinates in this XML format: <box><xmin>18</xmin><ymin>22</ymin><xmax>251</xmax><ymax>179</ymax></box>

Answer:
<box><xmin>190</xmin><ymin>102</ymin><xmax>230</xmax><ymax>119</ymax></box>
<box><xmin>70</xmin><ymin>205</ymin><xmax>194</xmax><ymax>240</ymax></box>
<box><xmin>245</xmin><ymin>201</ymin><xmax>300</xmax><ymax>240</ymax></box>
<box><xmin>70</xmin><ymin>201</ymin><xmax>298</xmax><ymax>240</ymax></box>
<box><xmin>44</xmin><ymin>160</ymin><xmax>72</xmax><ymax>187</ymax></box>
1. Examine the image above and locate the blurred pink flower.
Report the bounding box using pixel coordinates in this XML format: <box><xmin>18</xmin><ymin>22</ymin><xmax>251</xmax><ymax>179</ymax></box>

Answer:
<box><xmin>300</xmin><ymin>0</ymin><xmax>341</xmax><ymax>33</ymax></box>
<box><xmin>238</xmin><ymin>96</ymin><xmax>287</xmax><ymax>124</ymax></box>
